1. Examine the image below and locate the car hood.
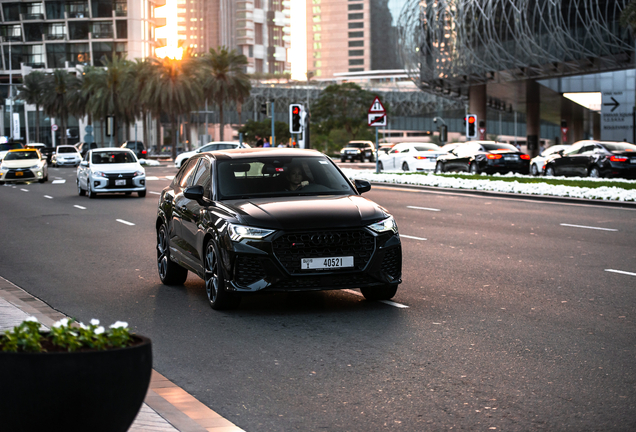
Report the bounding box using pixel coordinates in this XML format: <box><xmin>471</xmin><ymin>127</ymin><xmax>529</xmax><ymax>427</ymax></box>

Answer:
<box><xmin>89</xmin><ymin>163</ymin><xmax>143</xmax><ymax>173</ymax></box>
<box><xmin>1</xmin><ymin>159</ymin><xmax>41</xmax><ymax>168</ymax></box>
<box><xmin>221</xmin><ymin>195</ymin><xmax>388</xmax><ymax>230</ymax></box>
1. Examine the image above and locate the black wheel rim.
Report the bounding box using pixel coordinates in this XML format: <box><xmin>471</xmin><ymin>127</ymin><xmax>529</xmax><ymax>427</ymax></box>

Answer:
<box><xmin>204</xmin><ymin>245</ymin><xmax>218</xmax><ymax>304</ymax></box>
<box><xmin>402</xmin><ymin>163</ymin><xmax>408</xmax><ymax>171</ymax></box>
<box><xmin>590</xmin><ymin>168</ymin><xmax>599</xmax><ymax>177</ymax></box>
<box><xmin>157</xmin><ymin>227</ymin><xmax>169</xmax><ymax>279</ymax></box>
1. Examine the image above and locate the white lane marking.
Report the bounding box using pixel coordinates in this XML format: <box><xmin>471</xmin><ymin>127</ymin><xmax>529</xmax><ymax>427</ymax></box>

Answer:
<box><xmin>149</xmin><ymin>191</ymin><xmax>161</xmax><ymax>195</ymax></box>
<box><xmin>605</xmin><ymin>269</ymin><xmax>636</xmax><ymax>277</ymax></box>
<box><xmin>74</xmin><ymin>205</ymin><xmax>86</xmax><ymax>210</ymax></box>
<box><xmin>342</xmin><ymin>289</ymin><xmax>409</xmax><ymax>308</ymax></box>
<box><xmin>166</xmin><ymin>176</ymin><xmax>175</xmax><ymax>180</ymax></box>
<box><xmin>44</xmin><ymin>195</ymin><xmax>53</xmax><ymax>199</ymax></box>
<box><xmin>52</xmin><ymin>179</ymin><xmax>66</xmax><ymax>184</ymax></box>
<box><xmin>145</xmin><ymin>176</ymin><xmax>160</xmax><ymax>180</ymax></box>
<box><xmin>20</xmin><ymin>188</ymin><xmax>28</xmax><ymax>192</ymax></box>
<box><xmin>400</xmin><ymin>234</ymin><xmax>427</xmax><ymax>241</ymax></box>
<box><xmin>407</xmin><ymin>205</ymin><xmax>441</xmax><ymax>212</ymax></box>
<box><xmin>116</xmin><ymin>219</ymin><xmax>135</xmax><ymax>226</ymax></box>
<box><xmin>560</xmin><ymin>223</ymin><xmax>618</xmax><ymax>232</ymax></box>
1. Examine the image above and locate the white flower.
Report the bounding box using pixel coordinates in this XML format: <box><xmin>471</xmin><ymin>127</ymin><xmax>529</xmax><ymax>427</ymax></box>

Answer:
<box><xmin>79</xmin><ymin>323</ymin><xmax>89</xmax><ymax>330</ymax></box>
<box><xmin>70</xmin><ymin>331</ymin><xmax>78</xmax><ymax>337</ymax></box>
<box><xmin>90</xmin><ymin>319</ymin><xmax>100</xmax><ymax>326</ymax></box>
<box><xmin>109</xmin><ymin>321</ymin><xmax>128</xmax><ymax>329</ymax></box>
<box><xmin>95</xmin><ymin>326</ymin><xmax>105</xmax><ymax>335</ymax></box>
<box><xmin>25</xmin><ymin>316</ymin><xmax>39</xmax><ymax>323</ymax></box>
<box><xmin>53</xmin><ymin>318</ymin><xmax>69</xmax><ymax>328</ymax></box>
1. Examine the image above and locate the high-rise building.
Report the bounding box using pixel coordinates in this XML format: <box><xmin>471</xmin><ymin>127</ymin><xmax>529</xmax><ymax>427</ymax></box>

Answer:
<box><xmin>306</xmin><ymin>0</ymin><xmax>406</xmax><ymax>79</ymax></box>
<box><xmin>177</xmin><ymin>0</ymin><xmax>290</xmax><ymax>74</ymax></box>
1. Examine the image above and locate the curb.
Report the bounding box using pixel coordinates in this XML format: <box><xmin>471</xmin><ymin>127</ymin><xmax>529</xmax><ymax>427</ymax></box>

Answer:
<box><xmin>370</xmin><ymin>182</ymin><xmax>636</xmax><ymax>209</ymax></box>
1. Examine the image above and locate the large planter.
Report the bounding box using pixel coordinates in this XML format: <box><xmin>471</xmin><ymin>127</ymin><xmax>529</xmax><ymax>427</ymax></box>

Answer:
<box><xmin>0</xmin><ymin>335</ymin><xmax>152</xmax><ymax>432</ymax></box>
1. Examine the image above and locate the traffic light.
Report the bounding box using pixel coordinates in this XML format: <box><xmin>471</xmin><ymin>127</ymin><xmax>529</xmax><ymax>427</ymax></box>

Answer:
<box><xmin>466</xmin><ymin>114</ymin><xmax>477</xmax><ymax>138</ymax></box>
<box><xmin>290</xmin><ymin>104</ymin><xmax>303</xmax><ymax>134</ymax></box>
<box><xmin>260</xmin><ymin>103</ymin><xmax>268</xmax><ymax>116</ymax></box>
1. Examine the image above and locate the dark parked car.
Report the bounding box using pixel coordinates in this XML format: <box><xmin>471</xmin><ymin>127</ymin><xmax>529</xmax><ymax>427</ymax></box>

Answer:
<box><xmin>156</xmin><ymin>148</ymin><xmax>402</xmax><ymax>310</ymax></box>
<box><xmin>340</xmin><ymin>141</ymin><xmax>375</xmax><ymax>162</ymax></box>
<box><xmin>434</xmin><ymin>141</ymin><xmax>530</xmax><ymax>174</ymax></box>
<box><xmin>75</xmin><ymin>142</ymin><xmax>99</xmax><ymax>157</ymax></box>
<box><xmin>543</xmin><ymin>140</ymin><xmax>636</xmax><ymax>178</ymax></box>
<box><xmin>120</xmin><ymin>141</ymin><xmax>147</xmax><ymax>159</ymax></box>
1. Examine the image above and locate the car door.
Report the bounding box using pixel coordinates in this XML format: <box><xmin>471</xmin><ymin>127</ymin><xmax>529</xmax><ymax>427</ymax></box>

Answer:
<box><xmin>554</xmin><ymin>143</ymin><xmax>583</xmax><ymax>175</ymax></box>
<box><xmin>388</xmin><ymin>147</ymin><xmax>401</xmax><ymax>169</ymax></box>
<box><xmin>179</xmin><ymin>158</ymin><xmax>211</xmax><ymax>271</ymax></box>
<box><xmin>78</xmin><ymin>150</ymin><xmax>90</xmax><ymax>188</ymax></box>
<box><xmin>171</xmin><ymin>158</ymin><xmax>199</xmax><ymax>260</ymax></box>
<box><xmin>570</xmin><ymin>144</ymin><xmax>596</xmax><ymax>176</ymax></box>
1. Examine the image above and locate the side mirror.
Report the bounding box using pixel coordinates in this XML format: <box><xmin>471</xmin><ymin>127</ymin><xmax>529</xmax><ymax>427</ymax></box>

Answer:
<box><xmin>80</xmin><ymin>160</ymin><xmax>88</xmax><ymax>166</ymax></box>
<box><xmin>557</xmin><ymin>149</ymin><xmax>564</xmax><ymax>155</ymax></box>
<box><xmin>354</xmin><ymin>179</ymin><xmax>371</xmax><ymax>194</ymax></box>
<box><xmin>184</xmin><ymin>185</ymin><xmax>209</xmax><ymax>205</ymax></box>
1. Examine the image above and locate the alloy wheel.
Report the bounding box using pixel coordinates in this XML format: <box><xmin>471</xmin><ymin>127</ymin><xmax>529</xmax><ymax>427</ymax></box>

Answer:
<box><xmin>204</xmin><ymin>244</ymin><xmax>219</xmax><ymax>304</ymax></box>
<box><xmin>157</xmin><ymin>227</ymin><xmax>169</xmax><ymax>280</ymax></box>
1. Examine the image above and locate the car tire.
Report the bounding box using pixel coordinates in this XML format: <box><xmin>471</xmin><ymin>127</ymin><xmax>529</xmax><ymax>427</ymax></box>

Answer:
<box><xmin>204</xmin><ymin>241</ymin><xmax>241</xmax><ymax>310</ymax></box>
<box><xmin>360</xmin><ymin>284</ymin><xmax>398</xmax><ymax>301</ymax></box>
<box><xmin>402</xmin><ymin>162</ymin><xmax>409</xmax><ymax>172</ymax></box>
<box><xmin>435</xmin><ymin>162</ymin><xmax>444</xmax><ymax>174</ymax></box>
<box><xmin>589</xmin><ymin>166</ymin><xmax>602</xmax><ymax>178</ymax></box>
<box><xmin>138</xmin><ymin>190</ymin><xmax>146</xmax><ymax>198</ymax></box>
<box><xmin>87</xmin><ymin>183</ymin><xmax>97</xmax><ymax>199</ymax></box>
<box><xmin>545</xmin><ymin>166</ymin><xmax>556</xmax><ymax>177</ymax></box>
<box><xmin>469</xmin><ymin>162</ymin><xmax>479</xmax><ymax>174</ymax></box>
<box><xmin>530</xmin><ymin>164</ymin><xmax>539</xmax><ymax>176</ymax></box>
<box><xmin>341</xmin><ymin>158</ymin><xmax>346</xmax><ymax>163</ymax></box>
<box><xmin>157</xmin><ymin>224</ymin><xmax>188</xmax><ymax>285</ymax></box>
<box><xmin>77</xmin><ymin>179</ymin><xmax>86</xmax><ymax>196</ymax></box>
<box><xmin>378</xmin><ymin>161</ymin><xmax>384</xmax><ymax>171</ymax></box>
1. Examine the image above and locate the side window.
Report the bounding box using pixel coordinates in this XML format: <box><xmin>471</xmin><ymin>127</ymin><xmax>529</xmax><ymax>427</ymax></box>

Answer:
<box><xmin>174</xmin><ymin>158</ymin><xmax>198</xmax><ymax>188</ymax></box>
<box><xmin>564</xmin><ymin>144</ymin><xmax>583</xmax><ymax>155</ymax></box>
<box><xmin>401</xmin><ymin>147</ymin><xmax>410</xmax><ymax>153</ymax></box>
<box><xmin>581</xmin><ymin>145</ymin><xmax>595</xmax><ymax>154</ymax></box>
<box><xmin>192</xmin><ymin>158</ymin><xmax>211</xmax><ymax>195</ymax></box>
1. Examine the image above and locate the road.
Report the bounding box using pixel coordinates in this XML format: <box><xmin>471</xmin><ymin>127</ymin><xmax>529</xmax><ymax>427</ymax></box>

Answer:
<box><xmin>1</xmin><ymin>163</ymin><xmax>635</xmax><ymax>431</ymax></box>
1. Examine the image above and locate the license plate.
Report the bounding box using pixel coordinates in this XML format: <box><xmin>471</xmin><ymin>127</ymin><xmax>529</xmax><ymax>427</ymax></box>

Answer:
<box><xmin>16</xmin><ymin>171</ymin><xmax>23</xmax><ymax>176</ymax></box>
<box><xmin>115</xmin><ymin>179</ymin><xmax>126</xmax><ymax>186</ymax></box>
<box><xmin>504</xmin><ymin>155</ymin><xmax>518</xmax><ymax>160</ymax></box>
<box><xmin>301</xmin><ymin>256</ymin><xmax>354</xmax><ymax>270</ymax></box>
<box><xmin>631</xmin><ymin>158</ymin><xmax>636</xmax><ymax>163</ymax></box>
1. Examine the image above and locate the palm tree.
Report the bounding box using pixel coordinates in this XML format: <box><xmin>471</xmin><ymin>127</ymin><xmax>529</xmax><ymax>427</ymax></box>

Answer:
<box><xmin>144</xmin><ymin>53</ymin><xmax>203</xmax><ymax>160</ymax></box>
<box><xmin>42</xmin><ymin>69</ymin><xmax>77</xmax><ymax>146</ymax></box>
<box><xmin>200</xmin><ymin>47</ymin><xmax>251</xmax><ymax>141</ymax></box>
<box><xmin>17</xmin><ymin>71</ymin><xmax>46</xmax><ymax>143</ymax></box>
<box><xmin>621</xmin><ymin>0</ymin><xmax>636</xmax><ymax>32</ymax></box>
<box><xmin>67</xmin><ymin>65</ymin><xmax>100</xmax><ymax>143</ymax></box>
<box><xmin>127</xmin><ymin>59</ymin><xmax>154</xmax><ymax>148</ymax></box>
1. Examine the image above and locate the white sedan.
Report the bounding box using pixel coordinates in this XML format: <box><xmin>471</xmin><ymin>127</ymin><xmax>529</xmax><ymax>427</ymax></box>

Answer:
<box><xmin>378</xmin><ymin>142</ymin><xmax>446</xmax><ymax>172</ymax></box>
<box><xmin>52</xmin><ymin>145</ymin><xmax>82</xmax><ymax>167</ymax></box>
<box><xmin>0</xmin><ymin>149</ymin><xmax>48</xmax><ymax>183</ymax></box>
<box><xmin>175</xmin><ymin>141</ymin><xmax>248</xmax><ymax>167</ymax></box>
<box><xmin>77</xmin><ymin>148</ymin><xmax>146</xmax><ymax>198</ymax></box>
<box><xmin>529</xmin><ymin>145</ymin><xmax>571</xmax><ymax>176</ymax></box>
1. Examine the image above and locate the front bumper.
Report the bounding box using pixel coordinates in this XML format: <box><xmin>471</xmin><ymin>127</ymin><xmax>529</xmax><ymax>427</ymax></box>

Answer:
<box><xmin>89</xmin><ymin>173</ymin><xmax>146</xmax><ymax>192</ymax></box>
<box><xmin>54</xmin><ymin>158</ymin><xmax>80</xmax><ymax>166</ymax></box>
<box><xmin>223</xmin><ymin>228</ymin><xmax>402</xmax><ymax>293</ymax></box>
<box><xmin>0</xmin><ymin>167</ymin><xmax>44</xmax><ymax>182</ymax></box>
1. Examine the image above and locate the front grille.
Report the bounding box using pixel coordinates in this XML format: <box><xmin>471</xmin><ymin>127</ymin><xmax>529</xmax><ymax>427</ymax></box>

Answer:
<box><xmin>106</xmin><ymin>173</ymin><xmax>135</xmax><ymax>188</ymax></box>
<box><xmin>272</xmin><ymin>229</ymin><xmax>375</xmax><ymax>274</ymax></box>
<box><xmin>6</xmin><ymin>169</ymin><xmax>35</xmax><ymax>179</ymax></box>
<box><xmin>235</xmin><ymin>256</ymin><xmax>266</xmax><ymax>287</ymax></box>
<box><xmin>381</xmin><ymin>247</ymin><xmax>401</xmax><ymax>281</ymax></box>
<box><xmin>274</xmin><ymin>273</ymin><xmax>378</xmax><ymax>291</ymax></box>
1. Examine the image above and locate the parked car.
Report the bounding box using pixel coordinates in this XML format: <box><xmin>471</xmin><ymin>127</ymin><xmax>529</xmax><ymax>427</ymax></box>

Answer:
<box><xmin>340</xmin><ymin>141</ymin><xmax>375</xmax><ymax>162</ymax></box>
<box><xmin>174</xmin><ymin>141</ymin><xmax>249</xmax><ymax>168</ymax></box>
<box><xmin>120</xmin><ymin>141</ymin><xmax>147</xmax><ymax>160</ymax></box>
<box><xmin>0</xmin><ymin>149</ymin><xmax>48</xmax><ymax>183</ymax></box>
<box><xmin>543</xmin><ymin>140</ymin><xmax>636</xmax><ymax>178</ymax></box>
<box><xmin>52</xmin><ymin>145</ymin><xmax>82</xmax><ymax>167</ymax></box>
<box><xmin>156</xmin><ymin>148</ymin><xmax>402</xmax><ymax>310</ymax></box>
<box><xmin>434</xmin><ymin>141</ymin><xmax>530</xmax><ymax>174</ymax></box>
<box><xmin>75</xmin><ymin>142</ymin><xmax>99</xmax><ymax>157</ymax></box>
<box><xmin>378</xmin><ymin>142</ymin><xmax>445</xmax><ymax>171</ymax></box>
<box><xmin>529</xmin><ymin>145</ymin><xmax>571</xmax><ymax>176</ymax></box>
<box><xmin>0</xmin><ymin>142</ymin><xmax>24</xmax><ymax>161</ymax></box>
<box><xmin>77</xmin><ymin>148</ymin><xmax>146</xmax><ymax>198</ymax></box>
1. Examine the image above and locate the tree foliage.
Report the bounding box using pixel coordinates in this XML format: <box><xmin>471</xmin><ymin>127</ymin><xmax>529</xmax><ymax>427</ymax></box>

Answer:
<box><xmin>620</xmin><ymin>0</ymin><xmax>636</xmax><ymax>34</ymax></box>
<box><xmin>17</xmin><ymin>71</ymin><xmax>47</xmax><ymax>142</ymax></box>
<box><xmin>238</xmin><ymin>119</ymin><xmax>291</xmax><ymax>146</ymax></box>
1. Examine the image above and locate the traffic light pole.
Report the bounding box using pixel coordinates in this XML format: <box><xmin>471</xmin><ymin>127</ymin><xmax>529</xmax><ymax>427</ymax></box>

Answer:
<box><xmin>271</xmin><ymin>102</ymin><xmax>275</xmax><ymax>146</ymax></box>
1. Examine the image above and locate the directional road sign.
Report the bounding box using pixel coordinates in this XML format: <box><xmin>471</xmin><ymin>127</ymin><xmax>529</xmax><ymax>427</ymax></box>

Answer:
<box><xmin>601</xmin><ymin>90</ymin><xmax>634</xmax><ymax>141</ymax></box>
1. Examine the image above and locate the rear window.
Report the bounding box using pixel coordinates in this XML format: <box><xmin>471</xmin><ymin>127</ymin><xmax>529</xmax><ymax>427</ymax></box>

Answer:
<box><xmin>0</xmin><ymin>143</ymin><xmax>23</xmax><ymax>151</ymax></box>
<box><xmin>4</xmin><ymin>151</ymin><xmax>39</xmax><ymax>160</ymax></box>
<box><xmin>414</xmin><ymin>145</ymin><xmax>441</xmax><ymax>151</ymax></box>
<box><xmin>217</xmin><ymin>156</ymin><xmax>355</xmax><ymax>199</ymax></box>
<box><xmin>92</xmin><ymin>151</ymin><xmax>137</xmax><ymax>164</ymax></box>
<box><xmin>601</xmin><ymin>142</ymin><xmax>636</xmax><ymax>152</ymax></box>
<box><xmin>347</xmin><ymin>142</ymin><xmax>371</xmax><ymax>149</ymax></box>
<box><xmin>481</xmin><ymin>143</ymin><xmax>518</xmax><ymax>151</ymax></box>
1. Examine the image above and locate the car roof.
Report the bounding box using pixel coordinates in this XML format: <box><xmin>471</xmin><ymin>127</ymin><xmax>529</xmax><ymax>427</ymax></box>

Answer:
<box><xmin>8</xmin><ymin>148</ymin><xmax>38</xmax><ymax>153</ymax></box>
<box><xmin>92</xmin><ymin>148</ymin><xmax>132</xmax><ymax>153</ymax></box>
<box><xmin>211</xmin><ymin>148</ymin><xmax>324</xmax><ymax>160</ymax></box>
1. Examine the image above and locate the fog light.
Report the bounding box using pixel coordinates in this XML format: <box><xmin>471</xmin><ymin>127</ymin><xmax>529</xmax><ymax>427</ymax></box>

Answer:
<box><xmin>94</xmin><ymin>181</ymin><xmax>100</xmax><ymax>187</ymax></box>
<box><xmin>140</xmin><ymin>179</ymin><xmax>145</xmax><ymax>185</ymax></box>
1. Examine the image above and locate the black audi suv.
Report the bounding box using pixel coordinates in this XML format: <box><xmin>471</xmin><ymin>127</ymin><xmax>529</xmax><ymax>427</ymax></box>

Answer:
<box><xmin>156</xmin><ymin>148</ymin><xmax>402</xmax><ymax>310</ymax></box>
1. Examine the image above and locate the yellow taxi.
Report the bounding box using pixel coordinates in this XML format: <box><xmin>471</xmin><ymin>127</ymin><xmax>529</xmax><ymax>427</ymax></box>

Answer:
<box><xmin>0</xmin><ymin>149</ymin><xmax>48</xmax><ymax>184</ymax></box>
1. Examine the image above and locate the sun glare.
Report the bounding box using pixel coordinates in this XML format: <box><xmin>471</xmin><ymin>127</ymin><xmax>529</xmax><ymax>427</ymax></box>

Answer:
<box><xmin>155</xmin><ymin>0</ymin><xmax>183</xmax><ymax>60</ymax></box>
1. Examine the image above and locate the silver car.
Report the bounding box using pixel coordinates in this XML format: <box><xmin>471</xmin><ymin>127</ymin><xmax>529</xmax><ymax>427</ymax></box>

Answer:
<box><xmin>52</xmin><ymin>145</ymin><xmax>82</xmax><ymax>167</ymax></box>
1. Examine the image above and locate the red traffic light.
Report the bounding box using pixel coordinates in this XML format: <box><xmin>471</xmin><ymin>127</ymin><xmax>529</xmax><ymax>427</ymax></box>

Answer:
<box><xmin>468</xmin><ymin>116</ymin><xmax>476</xmax><ymax>124</ymax></box>
<box><xmin>292</xmin><ymin>107</ymin><xmax>300</xmax><ymax>115</ymax></box>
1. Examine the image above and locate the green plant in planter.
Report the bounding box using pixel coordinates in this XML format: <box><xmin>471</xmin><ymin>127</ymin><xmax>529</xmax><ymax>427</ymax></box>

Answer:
<box><xmin>0</xmin><ymin>317</ymin><xmax>133</xmax><ymax>353</ymax></box>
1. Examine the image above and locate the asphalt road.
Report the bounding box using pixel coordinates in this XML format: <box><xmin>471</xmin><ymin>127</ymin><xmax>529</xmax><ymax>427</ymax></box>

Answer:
<box><xmin>1</xmin><ymin>164</ymin><xmax>635</xmax><ymax>431</ymax></box>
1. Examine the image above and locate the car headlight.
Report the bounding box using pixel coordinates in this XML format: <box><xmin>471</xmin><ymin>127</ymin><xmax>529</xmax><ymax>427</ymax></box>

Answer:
<box><xmin>133</xmin><ymin>170</ymin><xmax>144</xmax><ymax>177</ymax></box>
<box><xmin>228</xmin><ymin>223</ymin><xmax>275</xmax><ymax>242</ymax></box>
<box><xmin>30</xmin><ymin>164</ymin><xmax>40</xmax><ymax>169</ymax></box>
<box><xmin>368</xmin><ymin>216</ymin><xmax>398</xmax><ymax>234</ymax></box>
<box><xmin>93</xmin><ymin>171</ymin><xmax>108</xmax><ymax>178</ymax></box>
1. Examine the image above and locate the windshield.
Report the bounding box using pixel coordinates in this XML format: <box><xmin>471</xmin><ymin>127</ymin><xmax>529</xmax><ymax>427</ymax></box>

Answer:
<box><xmin>347</xmin><ymin>142</ymin><xmax>370</xmax><ymax>149</ymax></box>
<box><xmin>4</xmin><ymin>151</ymin><xmax>39</xmax><ymax>161</ymax></box>
<box><xmin>57</xmin><ymin>146</ymin><xmax>77</xmax><ymax>154</ymax></box>
<box><xmin>482</xmin><ymin>143</ymin><xmax>518</xmax><ymax>151</ymax></box>
<box><xmin>217</xmin><ymin>156</ymin><xmax>356</xmax><ymax>199</ymax></box>
<box><xmin>0</xmin><ymin>143</ymin><xmax>23</xmax><ymax>151</ymax></box>
<box><xmin>92</xmin><ymin>151</ymin><xmax>137</xmax><ymax>164</ymax></box>
<box><xmin>601</xmin><ymin>142</ymin><xmax>636</xmax><ymax>152</ymax></box>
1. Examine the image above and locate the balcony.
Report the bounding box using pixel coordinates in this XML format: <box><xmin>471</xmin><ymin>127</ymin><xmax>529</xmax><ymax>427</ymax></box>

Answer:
<box><xmin>21</xmin><ymin>13</ymin><xmax>45</xmax><ymax>20</ymax></box>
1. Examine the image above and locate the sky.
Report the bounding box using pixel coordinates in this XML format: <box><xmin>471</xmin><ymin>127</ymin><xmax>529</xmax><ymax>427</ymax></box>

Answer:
<box><xmin>290</xmin><ymin>1</ymin><xmax>307</xmax><ymax>80</ymax></box>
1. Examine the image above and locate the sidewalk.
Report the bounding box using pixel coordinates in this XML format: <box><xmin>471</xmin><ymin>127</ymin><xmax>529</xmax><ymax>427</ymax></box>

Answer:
<box><xmin>0</xmin><ymin>276</ymin><xmax>245</xmax><ymax>432</ymax></box>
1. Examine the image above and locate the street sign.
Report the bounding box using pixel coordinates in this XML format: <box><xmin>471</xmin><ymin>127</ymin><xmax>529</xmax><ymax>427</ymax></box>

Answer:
<box><xmin>51</xmin><ymin>124</ymin><xmax>58</xmax><ymax>131</ymax></box>
<box><xmin>478</xmin><ymin>127</ymin><xmax>486</xmax><ymax>140</ymax></box>
<box><xmin>601</xmin><ymin>90</ymin><xmax>634</xmax><ymax>141</ymax></box>
<box><xmin>561</xmin><ymin>127</ymin><xmax>568</xmax><ymax>144</ymax></box>
<box><xmin>368</xmin><ymin>96</ymin><xmax>386</xmax><ymax>113</ymax></box>
<box><xmin>368</xmin><ymin>113</ymin><xmax>387</xmax><ymax>127</ymax></box>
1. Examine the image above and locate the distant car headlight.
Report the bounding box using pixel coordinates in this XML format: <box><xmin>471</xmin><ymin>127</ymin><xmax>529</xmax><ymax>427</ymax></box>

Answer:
<box><xmin>228</xmin><ymin>223</ymin><xmax>275</xmax><ymax>242</ymax></box>
<box><xmin>133</xmin><ymin>170</ymin><xmax>144</xmax><ymax>177</ymax></box>
<box><xmin>92</xmin><ymin>171</ymin><xmax>108</xmax><ymax>178</ymax></box>
<box><xmin>368</xmin><ymin>216</ymin><xmax>398</xmax><ymax>234</ymax></box>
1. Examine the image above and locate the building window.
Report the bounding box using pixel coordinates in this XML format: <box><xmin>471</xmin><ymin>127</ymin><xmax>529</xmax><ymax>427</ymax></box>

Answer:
<box><xmin>0</xmin><ymin>25</ymin><xmax>22</xmax><ymax>42</ymax></box>
<box><xmin>69</xmin><ymin>42</ymin><xmax>90</xmax><ymax>65</ymax></box>
<box><xmin>24</xmin><ymin>23</ymin><xmax>45</xmax><ymax>42</ymax></box>
<box><xmin>313</xmin><ymin>51</ymin><xmax>321</xmax><ymax>58</ymax></box>
<box><xmin>349</xmin><ymin>31</ymin><xmax>363</xmax><ymax>38</ymax></box>
<box><xmin>116</xmin><ymin>20</ymin><xmax>127</xmax><ymax>39</ymax></box>
<box><xmin>313</xmin><ymin>60</ymin><xmax>321</xmax><ymax>67</ymax></box>
<box><xmin>25</xmin><ymin>3</ymin><xmax>45</xmax><ymax>20</ymax></box>
<box><xmin>255</xmin><ymin>58</ymin><xmax>264</xmax><ymax>73</ymax></box>
<box><xmin>46</xmin><ymin>2</ymin><xmax>64</xmax><ymax>19</ymax></box>
<box><xmin>2</xmin><ymin>3</ymin><xmax>21</xmax><ymax>21</ymax></box>
<box><xmin>348</xmin><ymin>22</ymin><xmax>363</xmax><ymax>29</ymax></box>
<box><xmin>348</xmin><ymin>4</ymin><xmax>363</xmax><ymax>10</ymax></box>
<box><xmin>114</xmin><ymin>0</ymin><xmax>127</xmax><ymax>17</ymax></box>
<box><xmin>273</xmin><ymin>26</ymin><xmax>283</xmax><ymax>47</ymax></box>
<box><xmin>349</xmin><ymin>50</ymin><xmax>363</xmax><ymax>56</ymax></box>
<box><xmin>349</xmin><ymin>59</ymin><xmax>363</xmax><ymax>66</ymax></box>
<box><xmin>312</xmin><ymin>24</ymin><xmax>321</xmax><ymax>32</ymax></box>
<box><xmin>92</xmin><ymin>21</ymin><xmax>113</xmax><ymax>39</ymax></box>
<box><xmin>46</xmin><ymin>43</ymin><xmax>65</xmax><ymax>68</ymax></box>
<box><xmin>26</xmin><ymin>45</ymin><xmax>45</xmax><ymax>67</ymax></box>
<box><xmin>313</xmin><ymin>42</ymin><xmax>321</xmax><ymax>50</ymax></box>
<box><xmin>314</xmin><ymin>33</ymin><xmax>321</xmax><ymax>41</ymax></box>
<box><xmin>255</xmin><ymin>0</ymin><xmax>262</xmax><ymax>8</ymax></box>
<box><xmin>93</xmin><ymin>41</ymin><xmax>114</xmax><ymax>64</ymax></box>
<box><xmin>348</xmin><ymin>13</ymin><xmax>363</xmax><ymax>20</ymax></box>
<box><xmin>69</xmin><ymin>21</ymin><xmax>90</xmax><ymax>39</ymax></box>
<box><xmin>313</xmin><ymin>15</ymin><xmax>321</xmax><ymax>22</ymax></box>
<box><xmin>67</xmin><ymin>1</ymin><xmax>89</xmax><ymax>18</ymax></box>
<box><xmin>248</xmin><ymin>45</ymin><xmax>253</xmax><ymax>57</ymax></box>
<box><xmin>348</xmin><ymin>40</ymin><xmax>363</xmax><ymax>47</ymax></box>
<box><xmin>255</xmin><ymin>23</ymin><xmax>263</xmax><ymax>45</ymax></box>
<box><xmin>349</xmin><ymin>68</ymin><xmax>363</xmax><ymax>72</ymax></box>
<box><xmin>312</xmin><ymin>6</ymin><xmax>321</xmax><ymax>13</ymax></box>
<box><xmin>91</xmin><ymin>0</ymin><xmax>112</xmax><ymax>18</ymax></box>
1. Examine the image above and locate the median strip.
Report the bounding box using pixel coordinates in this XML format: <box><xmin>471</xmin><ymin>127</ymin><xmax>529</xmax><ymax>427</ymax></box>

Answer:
<box><xmin>407</xmin><ymin>205</ymin><xmax>441</xmax><ymax>212</ymax></box>
<box><xmin>116</xmin><ymin>219</ymin><xmax>135</xmax><ymax>226</ymax></box>
<box><xmin>605</xmin><ymin>269</ymin><xmax>636</xmax><ymax>277</ymax></box>
<box><xmin>560</xmin><ymin>223</ymin><xmax>617</xmax><ymax>232</ymax></box>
